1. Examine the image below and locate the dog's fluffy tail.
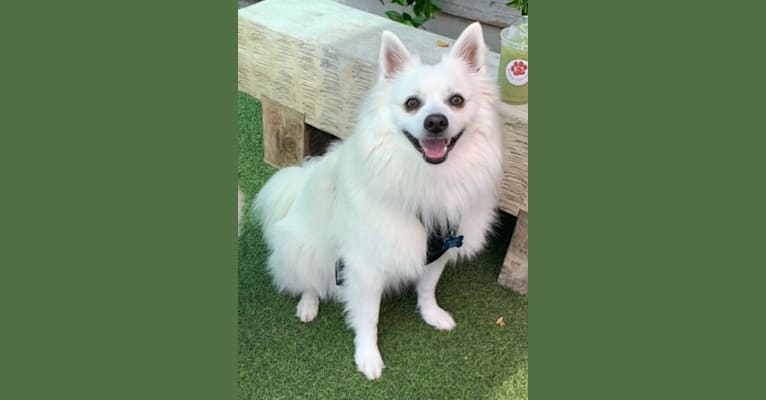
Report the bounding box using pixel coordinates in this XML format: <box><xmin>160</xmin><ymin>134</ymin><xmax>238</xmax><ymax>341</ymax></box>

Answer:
<box><xmin>252</xmin><ymin>166</ymin><xmax>308</xmax><ymax>227</ymax></box>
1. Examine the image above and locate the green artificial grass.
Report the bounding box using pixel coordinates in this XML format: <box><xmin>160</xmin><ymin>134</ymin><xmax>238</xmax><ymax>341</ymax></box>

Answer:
<box><xmin>238</xmin><ymin>92</ymin><xmax>528</xmax><ymax>399</ymax></box>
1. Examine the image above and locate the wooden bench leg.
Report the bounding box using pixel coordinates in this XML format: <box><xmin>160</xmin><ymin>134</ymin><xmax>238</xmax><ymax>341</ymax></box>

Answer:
<box><xmin>261</xmin><ymin>96</ymin><xmax>309</xmax><ymax>168</ymax></box>
<box><xmin>498</xmin><ymin>211</ymin><xmax>528</xmax><ymax>295</ymax></box>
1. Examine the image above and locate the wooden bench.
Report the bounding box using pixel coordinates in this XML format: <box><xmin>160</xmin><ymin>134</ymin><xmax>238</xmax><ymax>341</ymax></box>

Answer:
<box><xmin>238</xmin><ymin>0</ymin><xmax>528</xmax><ymax>294</ymax></box>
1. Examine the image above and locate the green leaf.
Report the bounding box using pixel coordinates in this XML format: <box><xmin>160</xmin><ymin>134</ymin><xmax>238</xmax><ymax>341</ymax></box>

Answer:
<box><xmin>402</xmin><ymin>12</ymin><xmax>413</xmax><ymax>21</ymax></box>
<box><xmin>414</xmin><ymin>0</ymin><xmax>425</xmax><ymax>16</ymax></box>
<box><xmin>385</xmin><ymin>10</ymin><xmax>404</xmax><ymax>22</ymax></box>
<box><xmin>402</xmin><ymin>19</ymin><xmax>415</xmax><ymax>26</ymax></box>
<box><xmin>506</xmin><ymin>0</ymin><xmax>528</xmax><ymax>14</ymax></box>
<box><xmin>391</xmin><ymin>0</ymin><xmax>407</xmax><ymax>6</ymax></box>
<box><xmin>407</xmin><ymin>0</ymin><xmax>416</xmax><ymax>5</ymax></box>
<box><xmin>411</xmin><ymin>15</ymin><xmax>427</xmax><ymax>26</ymax></box>
<box><xmin>424</xmin><ymin>0</ymin><xmax>440</xmax><ymax>18</ymax></box>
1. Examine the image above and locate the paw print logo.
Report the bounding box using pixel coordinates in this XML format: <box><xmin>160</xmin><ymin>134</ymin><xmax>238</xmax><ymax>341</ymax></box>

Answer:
<box><xmin>511</xmin><ymin>60</ymin><xmax>528</xmax><ymax>76</ymax></box>
<box><xmin>505</xmin><ymin>59</ymin><xmax>528</xmax><ymax>86</ymax></box>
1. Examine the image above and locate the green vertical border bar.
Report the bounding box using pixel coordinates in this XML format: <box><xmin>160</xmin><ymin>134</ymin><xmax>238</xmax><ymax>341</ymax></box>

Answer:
<box><xmin>535</xmin><ymin>1</ymin><xmax>766</xmax><ymax>399</ymax></box>
<box><xmin>1</xmin><ymin>1</ymin><xmax>238</xmax><ymax>399</ymax></box>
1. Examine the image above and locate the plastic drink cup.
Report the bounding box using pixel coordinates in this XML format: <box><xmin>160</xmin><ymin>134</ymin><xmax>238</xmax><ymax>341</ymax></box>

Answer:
<box><xmin>498</xmin><ymin>15</ymin><xmax>528</xmax><ymax>105</ymax></box>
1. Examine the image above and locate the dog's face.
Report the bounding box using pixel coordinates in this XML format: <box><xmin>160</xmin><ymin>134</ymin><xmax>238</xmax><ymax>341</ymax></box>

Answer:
<box><xmin>378</xmin><ymin>23</ymin><xmax>488</xmax><ymax>164</ymax></box>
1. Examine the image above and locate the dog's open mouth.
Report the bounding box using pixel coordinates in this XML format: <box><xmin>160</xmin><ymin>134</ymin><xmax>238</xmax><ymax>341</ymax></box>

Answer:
<box><xmin>402</xmin><ymin>129</ymin><xmax>464</xmax><ymax>164</ymax></box>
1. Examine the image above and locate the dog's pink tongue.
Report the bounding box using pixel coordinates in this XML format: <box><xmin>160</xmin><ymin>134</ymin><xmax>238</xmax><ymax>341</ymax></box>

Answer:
<box><xmin>421</xmin><ymin>138</ymin><xmax>448</xmax><ymax>159</ymax></box>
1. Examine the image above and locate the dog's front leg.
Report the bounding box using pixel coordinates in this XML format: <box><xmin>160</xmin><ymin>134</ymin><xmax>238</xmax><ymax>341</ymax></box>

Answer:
<box><xmin>342</xmin><ymin>272</ymin><xmax>385</xmax><ymax>380</ymax></box>
<box><xmin>416</xmin><ymin>257</ymin><xmax>456</xmax><ymax>331</ymax></box>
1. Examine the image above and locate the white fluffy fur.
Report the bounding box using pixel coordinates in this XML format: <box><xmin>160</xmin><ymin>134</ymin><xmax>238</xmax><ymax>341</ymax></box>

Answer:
<box><xmin>253</xmin><ymin>23</ymin><xmax>503</xmax><ymax>380</ymax></box>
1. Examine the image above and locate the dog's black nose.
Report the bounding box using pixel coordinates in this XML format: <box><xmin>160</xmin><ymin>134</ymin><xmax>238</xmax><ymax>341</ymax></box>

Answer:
<box><xmin>424</xmin><ymin>113</ymin><xmax>449</xmax><ymax>134</ymax></box>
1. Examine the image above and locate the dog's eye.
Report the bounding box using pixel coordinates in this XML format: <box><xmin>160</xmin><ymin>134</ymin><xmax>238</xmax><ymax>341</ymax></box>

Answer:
<box><xmin>449</xmin><ymin>94</ymin><xmax>464</xmax><ymax>107</ymax></box>
<box><xmin>404</xmin><ymin>97</ymin><xmax>421</xmax><ymax>111</ymax></box>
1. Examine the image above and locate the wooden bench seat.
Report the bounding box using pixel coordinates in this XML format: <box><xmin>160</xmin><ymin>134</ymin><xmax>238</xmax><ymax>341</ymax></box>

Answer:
<box><xmin>238</xmin><ymin>0</ymin><xmax>528</xmax><ymax>294</ymax></box>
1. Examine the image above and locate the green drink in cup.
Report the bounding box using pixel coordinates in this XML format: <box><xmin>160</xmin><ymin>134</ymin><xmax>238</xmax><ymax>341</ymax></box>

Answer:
<box><xmin>498</xmin><ymin>15</ymin><xmax>528</xmax><ymax>105</ymax></box>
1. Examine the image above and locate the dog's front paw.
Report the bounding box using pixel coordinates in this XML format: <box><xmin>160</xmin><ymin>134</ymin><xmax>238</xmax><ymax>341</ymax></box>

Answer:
<box><xmin>296</xmin><ymin>295</ymin><xmax>319</xmax><ymax>323</ymax></box>
<box><xmin>355</xmin><ymin>346</ymin><xmax>385</xmax><ymax>380</ymax></box>
<box><xmin>420</xmin><ymin>305</ymin><xmax>456</xmax><ymax>331</ymax></box>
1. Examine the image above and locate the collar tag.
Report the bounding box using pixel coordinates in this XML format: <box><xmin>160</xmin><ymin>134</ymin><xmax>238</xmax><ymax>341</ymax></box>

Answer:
<box><xmin>442</xmin><ymin>235</ymin><xmax>464</xmax><ymax>252</ymax></box>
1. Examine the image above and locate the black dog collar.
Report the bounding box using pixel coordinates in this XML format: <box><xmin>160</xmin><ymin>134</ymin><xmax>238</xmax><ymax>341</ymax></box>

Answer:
<box><xmin>335</xmin><ymin>224</ymin><xmax>463</xmax><ymax>286</ymax></box>
<box><xmin>425</xmin><ymin>226</ymin><xmax>464</xmax><ymax>265</ymax></box>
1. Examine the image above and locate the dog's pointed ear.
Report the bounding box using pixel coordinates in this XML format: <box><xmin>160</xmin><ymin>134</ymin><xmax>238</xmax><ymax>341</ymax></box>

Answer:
<box><xmin>379</xmin><ymin>30</ymin><xmax>411</xmax><ymax>80</ymax></box>
<box><xmin>450</xmin><ymin>22</ymin><xmax>486</xmax><ymax>71</ymax></box>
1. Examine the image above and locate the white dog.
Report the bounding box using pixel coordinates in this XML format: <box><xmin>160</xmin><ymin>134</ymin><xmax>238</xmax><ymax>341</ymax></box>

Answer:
<box><xmin>253</xmin><ymin>22</ymin><xmax>503</xmax><ymax>380</ymax></box>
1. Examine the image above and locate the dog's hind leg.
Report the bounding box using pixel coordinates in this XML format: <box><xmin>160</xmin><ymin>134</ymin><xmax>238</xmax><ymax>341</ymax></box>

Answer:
<box><xmin>296</xmin><ymin>290</ymin><xmax>319</xmax><ymax>323</ymax></box>
<box><xmin>416</xmin><ymin>257</ymin><xmax>456</xmax><ymax>331</ymax></box>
